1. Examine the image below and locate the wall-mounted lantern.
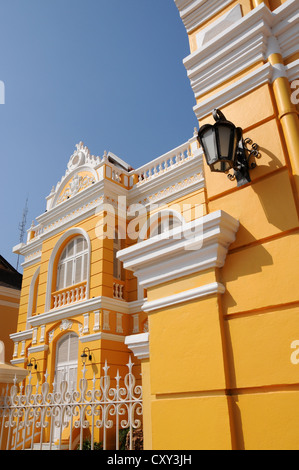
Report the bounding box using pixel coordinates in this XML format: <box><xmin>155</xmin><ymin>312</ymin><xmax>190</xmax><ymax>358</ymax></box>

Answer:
<box><xmin>197</xmin><ymin>109</ymin><xmax>260</xmax><ymax>186</ymax></box>
<box><xmin>27</xmin><ymin>357</ymin><xmax>38</xmax><ymax>372</ymax></box>
<box><xmin>80</xmin><ymin>347</ymin><xmax>92</xmax><ymax>366</ymax></box>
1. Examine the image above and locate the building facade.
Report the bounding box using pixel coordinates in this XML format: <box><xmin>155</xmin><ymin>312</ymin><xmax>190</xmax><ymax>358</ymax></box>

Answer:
<box><xmin>8</xmin><ymin>0</ymin><xmax>299</xmax><ymax>450</ymax></box>
<box><xmin>0</xmin><ymin>255</ymin><xmax>22</xmax><ymax>363</ymax></box>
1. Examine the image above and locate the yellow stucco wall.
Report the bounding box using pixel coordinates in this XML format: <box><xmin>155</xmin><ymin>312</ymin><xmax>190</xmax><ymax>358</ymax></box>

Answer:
<box><xmin>140</xmin><ymin>0</ymin><xmax>299</xmax><ymax>450</ymax></box>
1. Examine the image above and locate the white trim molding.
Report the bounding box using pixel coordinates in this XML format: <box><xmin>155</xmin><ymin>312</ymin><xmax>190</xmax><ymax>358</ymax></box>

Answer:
<box><xmin>79</xmin><ymin>332</ymin><xmax>126</xmax><ymax>344</ymax></box>
<box><xmin>28</xmin><ymin>345</ymin><xmax>49</xmax><ymax>354</ymax></box>
<box><xmin>117</xmin><ymin>210</ymin><xmax>239</xmax><ymax>289</ymax></box>
<box><xmin>286</xmin><ymin>59</ymin><xmax>299</xmax><ymax>82</ymax></box>
<box><xmin>10</xmin><ymin>329</ymin><xmax>33</xmax><ymax>343</ymax></box>
<box><xmin>142</xmin><ymin>282</ymin><xmax>225</xmax><ymax>313</ymax></box>
<box><xmin>125</xmin><ymin>333</ymin><xmax>150</xmax><ymax>360</ymax></box>
<box><xmin>27</xmin><ymin>296</ymin><xmax>146</xmax><ymax>328</ymax></box>
<box><xmin>174</xmin><ymin>0</ymin><xmax>235</xmax><ymax>34</ymax></box>
<box><xmin>193</xmin><ymin>63</ymin><xmax>272</xmax><ymax>120</ymax></box>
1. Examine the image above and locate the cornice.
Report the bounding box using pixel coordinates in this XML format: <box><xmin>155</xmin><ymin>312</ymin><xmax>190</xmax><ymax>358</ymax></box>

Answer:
<box><xmin>125</xmin><ymin>333</ymin><xmax>150</xmax><ymax>360</ymax></box>
<box><xmin>184</xmin><ymin>22</ymin><xmax>271</xmax><ymax>100</ymax></box>
<box><xmin>26</xmin><ymin>296</ymin><xmax>146</xmax><ymax>328</ymax></box>
<box><xmin>193</xmin><ymin>63</ymin><xmax>272</xmax><ymax>120</ymax></box>
<box><xmin>37</xmin><ymin>178</ymin><xmax>106</xmax><ymax>227</ymax></box>
<box><xmin>80</xmin><ymin>332</ymin><xmax>126</xmax><ymax>344</ymax></box>
<box><xmin>117</xmin><ymin>210</ymin><xmax>239</xmax><ymax>288</ymax></box>
<box><xmin>28</xmin><ymin>344</ymin><xmax>49</xmax><ymax>354</ymax></box>
<box><xmin>174</xmin><ymin>0</ymin><xmax>235</xmax><ymax>34</ymax></box>
<box><xmin>10</xmin><ymin>329</ymin><xmax>33</xmax><ymax>342</ymax></box>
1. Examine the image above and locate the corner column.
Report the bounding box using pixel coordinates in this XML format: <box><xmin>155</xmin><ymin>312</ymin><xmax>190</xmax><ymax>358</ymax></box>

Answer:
<box><xmin>118</xmin><ymin>211</ymin><xmax>239</xmax><ymax>449</ymax></box>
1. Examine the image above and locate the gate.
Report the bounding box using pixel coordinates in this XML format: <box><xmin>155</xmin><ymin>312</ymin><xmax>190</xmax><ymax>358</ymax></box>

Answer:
<box><xmin>0</xmin><ymin>357</ymin><xmax>143</xmax><ymax>450</ymax></box>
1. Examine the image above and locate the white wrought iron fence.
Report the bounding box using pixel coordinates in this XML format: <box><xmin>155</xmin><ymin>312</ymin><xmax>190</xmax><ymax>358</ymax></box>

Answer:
<box><xmin>0</xmin><ymin>357</ymin><xmax>143</xmax><ymax>451</ymax></box>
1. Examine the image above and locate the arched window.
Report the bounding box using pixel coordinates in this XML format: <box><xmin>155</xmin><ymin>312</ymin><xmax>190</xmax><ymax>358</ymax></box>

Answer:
<box><xmin>45</xmin><ymin>228</ymin><xmax>91</xmax><ymax>312</ymax></box>
<box><xmin>56</xmin><ymin>236</ymin><xmax>88</xmax><ymax>291</ymax></box>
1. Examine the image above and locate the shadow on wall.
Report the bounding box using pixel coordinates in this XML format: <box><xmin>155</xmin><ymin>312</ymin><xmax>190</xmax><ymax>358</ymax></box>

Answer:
<box><xmin>251</xmin><ymin>147</ymin><xmax>299</xmax><ymax>232</ymax></box>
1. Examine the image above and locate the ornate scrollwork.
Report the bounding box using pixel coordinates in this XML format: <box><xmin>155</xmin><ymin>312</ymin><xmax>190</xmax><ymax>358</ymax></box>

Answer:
<box><xmin>1</xmin><ymin>358</ymin><xmax>142</xmax><ymax>450</ymax></box>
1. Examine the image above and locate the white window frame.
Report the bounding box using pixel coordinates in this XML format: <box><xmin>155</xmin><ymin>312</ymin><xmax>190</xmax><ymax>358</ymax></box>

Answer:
<box><xmin>45</xmin><ymin>228</ymin><xmax>91</xmax><ymax>312</ymax></box>
<box><xmin>56</xmin><ymin>237</ymin><xmax>88</xmax><ymax>291</ymax></box>
<box><xmin>27</xmin><ymin>267</ymin><xmax>40</xmax><ymax>328</ymax></box>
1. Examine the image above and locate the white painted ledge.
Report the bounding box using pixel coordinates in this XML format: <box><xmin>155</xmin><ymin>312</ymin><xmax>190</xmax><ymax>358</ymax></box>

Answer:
<box><xmin>125</xmin><ymin>333</ymin><xmax>150</xmax><ymax>360</ymax></box>
<box><xmin>142</xmin><ymin>282</ymin><xmax>225</xmax><ymax>313</ymax></box>
<box><xmin>117</xmin><ymin>210</ymin><xmax>239</xmax><ymax>289</ymax></box>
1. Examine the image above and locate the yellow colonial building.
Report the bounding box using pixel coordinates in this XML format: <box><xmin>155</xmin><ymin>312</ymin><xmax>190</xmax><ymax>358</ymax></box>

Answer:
<box><xmin>5</xmin><ymin>0</ymin><xmax>299</xmax><ymax>450</ymax></box>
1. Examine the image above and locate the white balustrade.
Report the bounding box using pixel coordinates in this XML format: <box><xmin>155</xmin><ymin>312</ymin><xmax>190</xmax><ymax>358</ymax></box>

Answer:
<box><xmin>52</xmin><ymin>283</ymin><xmax>87</xmax><ymax>309</ymax></box>
<box><xmin>113</xmin><ymin>282</ymin><xmax>125</xmax><ymax>300</ymax></box>
<box><xmin>133</xmin><ymin>141</ymin><xmax>192</xmax><ymax>186</ymax></box>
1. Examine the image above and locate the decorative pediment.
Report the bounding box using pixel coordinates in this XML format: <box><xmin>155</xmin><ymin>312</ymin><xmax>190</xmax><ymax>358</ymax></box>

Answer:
<box><xmin>46</xmin><ymin>142</ymin><xmax>105</xmax><ymax>210</ymax></box>
<box><xmin>56</xmin><ymin>171</ymin><xmax>97</xmax><ymax>205</ymax></box>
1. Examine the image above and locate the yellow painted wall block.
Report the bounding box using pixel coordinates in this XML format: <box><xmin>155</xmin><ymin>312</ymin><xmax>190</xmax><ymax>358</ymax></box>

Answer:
<box><xmin>209</xmin><ymin>169</ymin><xmax>298</xmax><ymax>250</ymax></box>
<box><xmin>227</xmin><ymin>305</ymin><xmax>299</xmax><ymax>388</ymax></box>
<box><xmin>151</xmin><ymin>395</ymin><xmax>233</xmax><ymax>450</ymax></box>
<box><xmin>140</xmin><ymin>360</ymin><xmax>152</xmax><ymax>450</ymax></box>
<box><xmin>198</xmin><ymin>84</ymin><xmax>275</xmax><ymax>132</ymax></box>
<box><xmin>233</xmin><ymin>391</ymin><xmax>299</xmax><ymax>450</ymax></box>
<box><xmin>222</xmin><ymin>233</ymin><xmax>299</xmax><ymax>315</ymax></box>
<box><xmin>147</xmin><ymin>269</ymin><xmax>216</xmax><ymax>302</ymax></box>
<box><xmin>149</xmin><ymin>297</ymin><xmax>227</xmax><ymax>394</ymax></box>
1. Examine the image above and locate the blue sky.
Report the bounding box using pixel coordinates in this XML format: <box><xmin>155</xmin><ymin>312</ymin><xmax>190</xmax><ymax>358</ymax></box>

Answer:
<box><xmin>0</xmin><ymin>0</ymin><xmax>197</xmax><ymax>270</ymax></box>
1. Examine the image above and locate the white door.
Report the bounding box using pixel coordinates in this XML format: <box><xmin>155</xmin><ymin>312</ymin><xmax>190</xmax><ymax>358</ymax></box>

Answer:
<box><xmin>53</xmin><ymin>333</ymin><xmax>79</xmax><ymax>442</ymax></box>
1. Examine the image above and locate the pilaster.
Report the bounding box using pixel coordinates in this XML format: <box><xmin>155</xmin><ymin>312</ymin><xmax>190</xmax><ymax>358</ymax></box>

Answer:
<box><xmin>118</xmin><ymin>211</ymin><xmax>239</xmax><ymax>449</ymax></box>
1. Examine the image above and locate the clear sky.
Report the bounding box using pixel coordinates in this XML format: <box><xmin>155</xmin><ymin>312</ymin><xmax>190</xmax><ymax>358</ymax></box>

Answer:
<box><xmin>0</xmin><ymin>0</ymin><xmax>198</xmax><ymax>271</ymax></box>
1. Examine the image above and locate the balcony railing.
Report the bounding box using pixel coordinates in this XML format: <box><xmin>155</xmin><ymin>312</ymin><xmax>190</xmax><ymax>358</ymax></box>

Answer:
<box><xmin>52</xmin><ymin>281</ymin><xmax>87</xmax><ymax>309</ymax></box>
<box><xmin>113</xmin><ymin>280</ymin><xmax>125</xmax><ymax>300</ymax></box>
<box><xmin>134</xmin><ymin>141</ymin><xmax>193</xmax><ymax>186</ymax></box>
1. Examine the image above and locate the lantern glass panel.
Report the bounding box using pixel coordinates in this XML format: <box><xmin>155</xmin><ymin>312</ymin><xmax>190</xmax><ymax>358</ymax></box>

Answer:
<box><xmin>201</xmin><ymin>127</ymin><xmax>218</xmax><ymax>164</ymax></box>
<box><xmin>218</xmin><ymin>125</ymin><xmax>233</xmax><ymax>159</ymax></box>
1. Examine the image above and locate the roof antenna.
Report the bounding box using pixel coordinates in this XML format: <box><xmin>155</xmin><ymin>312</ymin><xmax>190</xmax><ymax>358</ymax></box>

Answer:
<box><xmin>16</xmin><ymin>197</ymin><xmax>29</xmax><ymax>271</ymax></box>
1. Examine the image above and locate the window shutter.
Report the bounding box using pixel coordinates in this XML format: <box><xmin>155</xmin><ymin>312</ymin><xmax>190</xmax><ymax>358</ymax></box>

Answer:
<box><xmin>75</xmin><ymin>256</ymin><xmax>83</xmax><ymax>284</ymax></box>
<box><xmin>69</xmin><ymin>334</ymin><xmax>79</xmax><ymax>362</ymax></box>
<box><xmin>57</xmin><ymin>336</ymin><xmax>69</xmax><ymax>364</ymax></box>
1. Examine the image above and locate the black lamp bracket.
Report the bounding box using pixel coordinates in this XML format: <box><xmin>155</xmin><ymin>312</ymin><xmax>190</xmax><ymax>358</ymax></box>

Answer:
<box><xmin>227</xmin><ymin>137</ymin><xmax>261</xmax><ymax>187</ymax></box>
<box><xmin>81</xmin><ymin>347</ymin><xmax>92</xmax><ymax>366</ymax></box>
